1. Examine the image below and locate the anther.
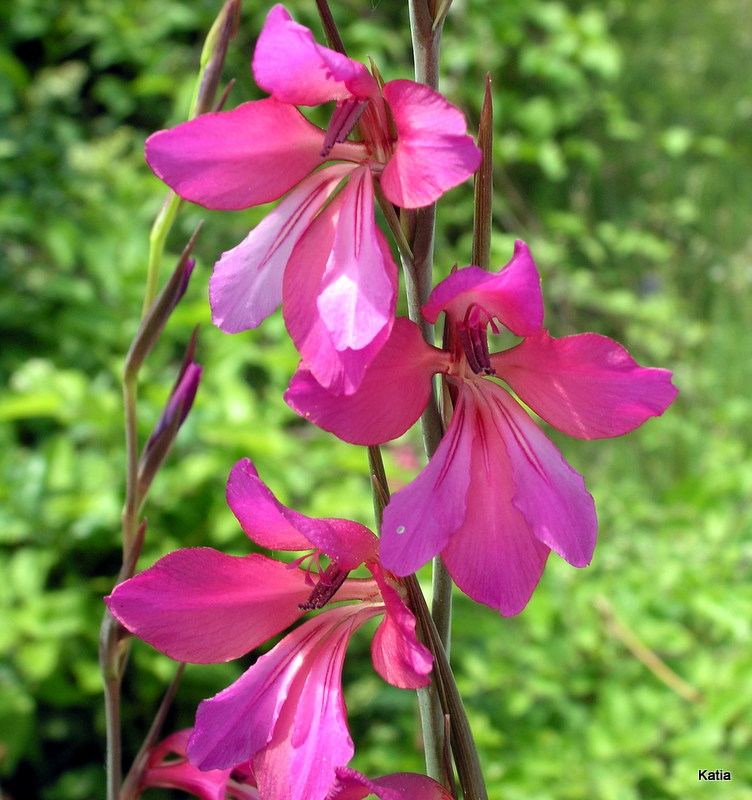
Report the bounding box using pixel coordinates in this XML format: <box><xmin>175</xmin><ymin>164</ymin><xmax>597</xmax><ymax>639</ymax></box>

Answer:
<box><xmin>321</xmin><ymin>98</ymin><xmax>368</xmax><ymax>157</ymax></box>
<box><xmin>299</xmin><ymin>562</ymin><xmax>350</xmax><ymax>610</ymax></box>
<box><xmin>458</xmin><ymin>308</ymin><xmax>495</xmax><ymax>376</ymax></box>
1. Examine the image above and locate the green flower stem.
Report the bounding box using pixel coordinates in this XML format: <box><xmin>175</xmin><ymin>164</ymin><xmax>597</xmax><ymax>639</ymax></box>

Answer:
<box><xmin>405</xmin><ymin>574</ymin><xmax>489</xmax><ymax>800</ymax></box>
<box><xmin>404</xmin><ymin>0</ymin><xmax>457</xmax><ymax>780</ymax></box>
<box><xmin>368</xmin><ymin>446</ymin><xmax>446</xmax><ymax>786</ymax></box>
<box><xmin>100</xmin><ymin>520</ymin><xmax>145</xmax><ymax>800</ymax></box>
<box><xmin>406</xmin><ymin>0</ymin><xmax>454</xmax><ymax>650</ymax></box>
<box><xmin>406</xmin><ymin>2</ymin><xmax>487</xmax><ymax>795</ymax></box>
<box><xmin>369</xmin><ymin>446</ymin><xmax>486</xmax><ymax>798</ymax></box>
<box><xmin>121</xmin><ymin>377</ymin><xmax>140</xmax><ymax>556</ymax></box>
<box><xmin>103</xmin><ymin>6</ymin><xmax>239</xmax><ymax>796</ymax></box>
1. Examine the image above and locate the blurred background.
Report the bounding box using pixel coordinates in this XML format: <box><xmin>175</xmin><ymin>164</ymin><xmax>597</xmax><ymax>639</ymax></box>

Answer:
<box><xmin>1</xmin><ymin>0</ymin><xmax>750</xmax><ymax>797</ymax></box>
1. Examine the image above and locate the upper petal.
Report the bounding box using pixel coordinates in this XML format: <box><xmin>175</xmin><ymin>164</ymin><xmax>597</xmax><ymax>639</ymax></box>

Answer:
<box><xmin>380</xmin><ymin>80</ymin><xmax>481</xmax><ymax>209</ymax></box>
<box><xmin>226</xmin><ymin>459</ymin><xmax>315</xmax><ymax>551</ymax></box>
<box><xmin>210</xmin><ymin>163</ymin><xmax>354</xmax><ymax>333</ymax></box>
<box><xmin>422</xmin><ymin>241</ymin><xmax>543</xmax><ymax>335</ymax></box>
<box><xmin>227</xmin><ymin>459</ymin><xmax>377</xmax><ymax>569</ymax></box>
<box><xmin>253</xmin><ymin>5</ymin><xmax>377</xmax><ymax>104</ymax></box>
<box><xmin>145</xmin><ymin>98</ymin><xmax>325</xmax><ymax>209</ymax></box>
<box><xmin>380</xmin><ymin>395</ymin><xmax>474</xmax><ymax>576</ymax></box>
<box><xmin>492</xmin><ymin>329</ymin><xmax>678</xmax><ymax>439</ymax></box>
<box><xmin>285</xmin><ymin>318</ymin><xmax>446</xmax><ymax>446</ymax></box>
<box><xmin>283</xmin><ymin>167</ymin><xmax>398</xmax><ymax>395</ymax></box>
<box><xmin>105</xmin><ymin>548</ymin><xmax>310</xmax><ymax>663</ymax></box>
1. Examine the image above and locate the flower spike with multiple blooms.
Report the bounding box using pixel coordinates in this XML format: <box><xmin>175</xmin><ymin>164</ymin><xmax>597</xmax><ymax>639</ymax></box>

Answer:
<box><xmin>145</xmin><ymin>4</ymin><xmax>481</xmax><ymax>394</ymax></box>
<box><xmin>286</xmin><ymin>241</ymin><xmax>678</xmax><ymax>615</ymax></box>
<box><xmin>106</xmin><ymin>459</ymin><xmax>432</xmax><ymax>800</ymax></box>
<box><xmin>106</xmin><ymin>5</ymin><xmax>684</xmax><ymax>800</ymax></box>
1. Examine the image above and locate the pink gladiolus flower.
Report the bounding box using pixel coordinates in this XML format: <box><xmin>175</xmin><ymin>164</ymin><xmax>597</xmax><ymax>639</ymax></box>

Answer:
<box><xmin>145</xmin><ymin>4</ymin><xmax>481</xmax><ymax>394</ymax></box>
<box><xmin>286</xmin><ymin>241</ymin><xmax>678</xmax><ymax>615</ymax></box>
<box><xmin>106</xmin><ymin>459</ymin><xmax>432</xmax><ymax>800</ymax></box>
<box><xmin>138</xmin><ymin>729</ymin><xmax>258</xmax><ymax>800</ymax></box>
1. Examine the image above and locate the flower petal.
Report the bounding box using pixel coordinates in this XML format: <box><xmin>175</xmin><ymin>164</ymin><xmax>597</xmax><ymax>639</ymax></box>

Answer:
<box><xmin>492</xmin><ymin>329</ymin><xmax>678</xmax><ymax>439</ymax></box>
<box><xmin>188</xmin><ymin>614</ymin><xmax>333</xmax><ymax>771</ymax></box>
<box><xmin>297</xmin><ymin>518</ymin><xmax>379</xmax><ymax>571</ymax></box>
<box><xmin>251</xmin><ymin>608</ymin><xmax>369</xmax><ymax>800</ymax></box>
<box><xmin>226</xmin><ymin>458</ymin><xmax>315</xmax><ymax>551</ymax></box>
<box><xmin>210</xmin><ymin>164</ymin><xmax>354</xmax><ymax>333</ymax></box>
<box><xmin>227</xmin><ymin>459</ymin><xmax>378</xmax><ymax>569</ymax></box>
<box><xmin>370</xmin><ymin>568</ymin><xmax>432</xmax><ymax>689</ymax></box>
<box><xmin>327</xmin><ymin>768</ymin><xmax>454</xmax><ymax>800</ymax></box>
<box><xmin>480</xmin><ymin>381</ymin><xmax>597</xmax><ymax>568</ymax></box>
<box><xmin>142</xmin><ymin>730</ymin><xmax>245</xmax><ymax>800</ymax></box>
<box><xmin>316</xmin><ymin>168</ymin><xmax>397</xmax><ymax>351</ymax></box>
<box><xmin>422</xmin><ymin>241</ymin><xmax>543</xmax><ymax>335</ymax></box>
<box><xmin>380</xmin><ymin>397</ymin><xmax>474</xmax><ymax>576</ymax></box>
<box><xmin>105</xmin><ymin>549</ymin><xmax>310</xmax><ymax>663</ymax></box>
<box><xmin>189</xmin><ymin>607</ymin><xmax>367</xmax><ymax>789</ymax></box>
<box><xmin>145</xmin><ymin>98</ymin><xmax>325</xmax><ymax>210</ymax></box>
<box><xmin>438</xmin><ymin>384</ymin><xmax>552</xmax><ymax>615</ymax></box>
<box><xmin>285</xmin><ymin>318</ymin><xmax>446</xmax><ymax>445</ymax></box>
<box><xmin>253</xmin><ymin>5</ymin><xmax>377</xmax><ymax>104</ymax></box>
<box><xmin>380</xmin><ymin>80</ymin><xmax>481</xmax><ymax>209</ymax></box>
<box><xmin>283</xmin><ymin>167</ymin><xmax>398</xmax><ymax>394</ymax></box>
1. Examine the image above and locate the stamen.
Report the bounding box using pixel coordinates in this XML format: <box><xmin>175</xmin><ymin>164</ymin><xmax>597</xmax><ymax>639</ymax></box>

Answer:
<box><xmin>321</xmin><ymin>98</ymin><xmax>368</xmax><ymax>157</ymax></box>
<box><xmin>458</xmin><ymin>305</ymin><xmax>496</xmax><ymax>376</ymax></box>
<box><xmin>299</xmin><ymin>562</ymin><xmax>350</xmax><ymax>610</ymax></box>
<box><xmin>458</xmin><ymin>326</ymin><xmax>484</xmax><ymax>374</ymax></box>
<box><xmin>472</xmin><ymin>324</ymin><xmax>493</xmax><ymax>374</ymax></box>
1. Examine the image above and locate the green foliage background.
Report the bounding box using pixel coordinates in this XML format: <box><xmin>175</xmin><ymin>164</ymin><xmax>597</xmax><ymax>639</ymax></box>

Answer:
<box><xmin>1</xmin><ymin>0</ymin><xmax>750</xmax><ymax>797</ymax></box>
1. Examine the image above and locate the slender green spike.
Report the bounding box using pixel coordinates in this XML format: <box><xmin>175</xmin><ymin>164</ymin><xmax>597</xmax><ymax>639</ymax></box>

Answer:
<box><xmin>190</xmin><ymin>0</ymin><xmax>242</xmax><ymax>118</ymax></box>
<box><xmin>315</xmin><ymin>0</ymin><xmax>347</xmax><ymax>54</ymax></box>
<box><xmin>472</xmin><ymin>75</ymin><xmax>493</xmax><ymax>271</ymax></box>
<box><xmin>369</xmin><ymin>56</ymin><xmax>387</xmax><ymax>91</ymax></box>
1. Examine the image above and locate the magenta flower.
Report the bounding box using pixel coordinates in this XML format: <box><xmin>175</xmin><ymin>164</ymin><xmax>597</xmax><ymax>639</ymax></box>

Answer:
<box><xmin>106</xmin><ymin>459</ymin><xmax>432</xmax><ymax>800</ymax></box>
<box><xmin>145</xmin><ymin>4</ymin><xmax>481</xmax><ymax>394</ymax></box>
<box><xmin>286</xmin><ymin>241</ymin><xmax>678</xmax><ymax>615</ymax></box>
<box><xmin>138</xmin><ymin>729</ymin><xmax>258</xmax><ymax>800</ymax></box>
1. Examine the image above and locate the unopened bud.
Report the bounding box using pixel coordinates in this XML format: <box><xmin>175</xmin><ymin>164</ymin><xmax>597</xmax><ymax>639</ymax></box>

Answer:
<box><xmin>138</xmin><ymin>333</ymin><xmax>202</xmax><ymax>501</ymax></box>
